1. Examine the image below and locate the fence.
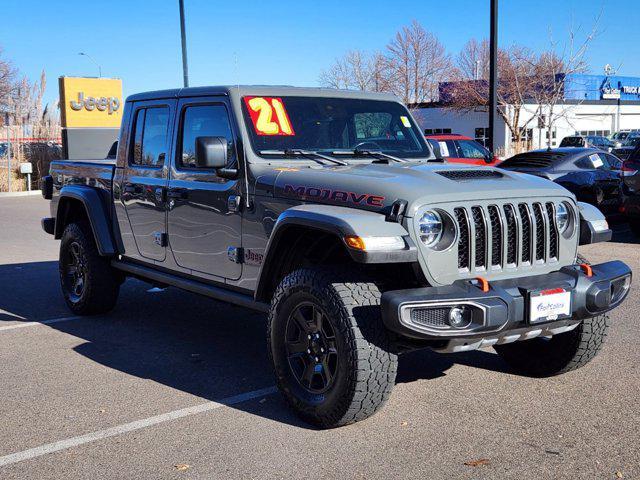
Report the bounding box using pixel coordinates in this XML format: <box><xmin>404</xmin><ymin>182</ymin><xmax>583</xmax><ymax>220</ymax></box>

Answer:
<box><xmin>0</xmin><ymin>131</ymin><xmax>62</xmax><ymax>192</ymax></box>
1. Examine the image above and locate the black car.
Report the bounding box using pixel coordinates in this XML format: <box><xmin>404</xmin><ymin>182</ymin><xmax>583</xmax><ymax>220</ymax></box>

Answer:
<box><xmin>612</xmin><ymin>135</ymin><xmax>640</xmax><ymax>160</ymax></box>
<box><xmin>500</xmin><ymin>148</ymin><xmax>623</xmax><ymax>213</ymax></box>
<box><xmin>621</xmin><ymin>145</ymin><xmax>640</xmax><ymax>237</ymax></box>
<box><xmin>560</xmin><ymin>135</ymin><xmax>615</xmax><ymax>152</ymax></box>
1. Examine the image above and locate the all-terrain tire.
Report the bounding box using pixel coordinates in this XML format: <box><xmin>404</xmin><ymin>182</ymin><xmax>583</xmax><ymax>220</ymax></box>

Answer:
<box><xmin>59</xmin><ymin>222</ymin><xmax>120</xmax><ymax>315</ymax></box>
<box><xmin>495</xmin><ymin>254</ymin><xmax>609</xmax><ymax>376</ymax></box>
<box><xmin>494</xmin><ymin>314</ymin><xmax>609</xmax><ymax>377</ymax></box>
<box><xmin>268</xmin><ymin>267</ymin><xmax>398</xmax><ymax>428</ymax></box>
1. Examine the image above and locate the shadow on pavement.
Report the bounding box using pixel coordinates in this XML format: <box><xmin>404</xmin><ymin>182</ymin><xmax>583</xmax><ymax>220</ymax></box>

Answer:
<box><xmin>1</xmin><ymin>260</ymin><xmax>509</xmax><ymax>430</ymax></box>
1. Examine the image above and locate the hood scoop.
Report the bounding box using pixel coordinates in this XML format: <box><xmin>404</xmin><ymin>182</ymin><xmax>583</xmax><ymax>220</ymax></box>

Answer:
<box><xmin>437</xmin><ymin>170</ymin><xmax>504</xmax><ymax>181</ymax></box>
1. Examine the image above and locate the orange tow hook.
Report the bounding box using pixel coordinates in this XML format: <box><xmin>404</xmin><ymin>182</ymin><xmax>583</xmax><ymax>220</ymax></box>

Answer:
<box><xmin>579</xmin><ymin>263</ymin><xmax>593</xmax><ymax>277</ymax></box>
<box><xmin>475</xmin><ymin>277</ymin><xmax>490</xmax><ymax>293</ymax></box>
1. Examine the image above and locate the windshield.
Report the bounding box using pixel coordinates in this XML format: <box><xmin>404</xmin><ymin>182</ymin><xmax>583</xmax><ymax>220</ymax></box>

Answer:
<box><xmin>242</xmin><ymin>96</ymin><xmax>431</xmax><ymax>159</ymax></box>
<box><xmin>622</xmin><ymin>137</ymin><xmax>640</xmax><ymax>147</ymax></box>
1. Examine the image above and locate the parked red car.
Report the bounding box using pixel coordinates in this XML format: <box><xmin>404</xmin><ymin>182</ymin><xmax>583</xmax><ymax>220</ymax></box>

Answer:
<box><xmin>425</xmin><ymin>134</ymin><xmax>501</xmax><ymax>166</ymax></box>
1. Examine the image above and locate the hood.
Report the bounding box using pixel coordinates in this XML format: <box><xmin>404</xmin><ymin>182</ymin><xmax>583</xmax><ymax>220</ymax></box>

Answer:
<box><xmin>257</xmin><ymin>162</ymin><xmax>575</xmax><ymax>217</ymax></box>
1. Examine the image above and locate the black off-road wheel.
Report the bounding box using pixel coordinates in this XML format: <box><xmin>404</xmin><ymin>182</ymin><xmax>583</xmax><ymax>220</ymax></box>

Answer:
<box><xmin>494</xmin><ymin>254</ymin><xmax>609</xmax><ymax>377</ymax></box>
<box><xmin>268</xmin><ymin>268</ymin><xmax>398</xmax><ymax>428</ymax></box>
<box><xmin>59</xmin><ymin>222</ymin><xmax>121</xmax><ymax>315</ymax></box>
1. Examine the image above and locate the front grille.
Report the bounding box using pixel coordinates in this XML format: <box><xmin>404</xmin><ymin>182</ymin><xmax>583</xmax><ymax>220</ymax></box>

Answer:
<box><xmin>454</xmin><ymin>208</ymin><xmax>470</xmax><ymax>269</ymax></box>
<box><xmin>488</xmin><ymin>205</ymin><xmax>502</xmax><ymax>266</ymax></box>
<box><xmin>546</xmin><ymin>202</ymin><xmax>559</xmax><ymax>259</ymax></box>
<box><xmin>410</xmin><ymin>307</ymin><xmax>449</xmax><ymax>328</ymax></box>
<box><xmin>454</xmin><ymin>201</ymin><xmax>562</xmax><ymax>271</ymax></box>
<box><xmin>519</xmin><ymin>204</ymin><xmax>532</xmax><ymax>263</ymax></box>
<box><xmin>437</xmin><ymin>170</ymin><xmax>503</xmax><ymax>180</ymax></box>
<box><xmin>533</xmin><ymin>203</ymin><xmax>546</xmax><ymax>261</ymax></box>
<box><xmin>471</xmin><ymin>207</ymin><xmax>487</xmax><ymax>268</ymax></box>
<box><xmin>503</xmin><ymin>204</ymin><xmax>517</xmax><ymax>265</ymax></box>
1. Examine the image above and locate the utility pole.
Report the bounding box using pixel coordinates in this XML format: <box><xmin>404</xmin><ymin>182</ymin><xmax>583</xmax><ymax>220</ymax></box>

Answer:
<box><xmin>488</xmin><ymin>0</ymin><xmax>498</xmax><ymax>153</ymax></box>
<box><xmin>179</xmin><ymin>0</ymin><xmax>190</xmax><ymax>88</ymax></box>
<box><xmin>5</xmin><ymin>113</ymin><xmax>11</xmax><ymax>193</ymax></box>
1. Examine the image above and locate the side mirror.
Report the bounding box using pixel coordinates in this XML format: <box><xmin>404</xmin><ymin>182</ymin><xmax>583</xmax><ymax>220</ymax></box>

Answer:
<box><xmin>484</xmin><ymin>153</ymin><xmax>493</xmax><ymax>164</ymax></box>
<box><xmin>195</xmin><ymin>136</ymin><xmax>228</xmax><ymax>169</ymax></box>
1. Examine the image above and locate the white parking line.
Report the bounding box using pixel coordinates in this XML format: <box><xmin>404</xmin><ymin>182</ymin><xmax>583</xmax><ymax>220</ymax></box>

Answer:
<box><xmin>0</xmin><ymin>386</ymin><xmax>277</xmax><ymax>468</ymax></box>
<box><xmin>0</xmin><ymin>316</ymin><xmax>84</xmax><ymax>332</ymax></box>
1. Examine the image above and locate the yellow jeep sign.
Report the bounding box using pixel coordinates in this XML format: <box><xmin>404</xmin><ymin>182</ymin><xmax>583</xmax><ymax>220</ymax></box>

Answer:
<box><xmin>59</xmin><ymin>77</ymin><xmax>123</xmax><ymax>128</ymax></box>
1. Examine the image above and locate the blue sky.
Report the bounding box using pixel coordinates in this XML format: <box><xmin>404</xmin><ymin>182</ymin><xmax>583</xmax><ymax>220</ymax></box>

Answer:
<box><xmin>1</xmin><ymin>0</ymin><xmax>637</xmax><ymax>108</ymax></box>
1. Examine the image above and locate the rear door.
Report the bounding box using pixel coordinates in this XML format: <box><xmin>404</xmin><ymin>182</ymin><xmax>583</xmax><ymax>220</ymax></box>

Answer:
<box><xmin>121</xmin><ymin>100</ymin><xmax>176</xmax><ymax>262</ymax></box>
<box><xmin>166</xmin><ymin>97</ymin><xmax>242</xmax><ymax>280</ymax></box>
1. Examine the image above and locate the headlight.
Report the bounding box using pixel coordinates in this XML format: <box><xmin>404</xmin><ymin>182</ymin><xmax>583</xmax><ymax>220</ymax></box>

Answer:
<box><xmin>556</xmin><ymin>203</ymin><xmax>570</xmax><ymax>233</ymax></box>
<box><xmin>418</xmin><ymin>210</ymin><xmax>443</xmax><ymax>247</ymax></box>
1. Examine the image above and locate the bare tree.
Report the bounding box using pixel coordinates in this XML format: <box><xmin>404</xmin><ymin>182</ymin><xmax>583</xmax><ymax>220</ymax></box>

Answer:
<box><xmin>531</xmin><ymin>20</ymin><xmax>599</xmax><ymax>147</ymax></box>
<box><xmin>385</xmin><ymin>20</ymin><xmax>451</xmax><ymax>104</ymax></box>
<box><xmin>319</xmin><ymin>50</ymin><xmax>388</xmax><ymax>92</ymax></box>
<box><xmin>0</xmin><ymin>49</ymin><xmax>17</xmax><ymax>117</ymax></box>
<box><xmin>447</xmin><ymin>41</ymin><xmax>541</xmax><ymax>150</ymax></box>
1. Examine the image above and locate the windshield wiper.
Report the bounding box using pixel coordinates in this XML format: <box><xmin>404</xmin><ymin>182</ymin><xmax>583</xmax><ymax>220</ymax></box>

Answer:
<box><xmin>330</xmin><ymin>149</ymin><xmax>408</xmax><ymax>163</ymax></box>
<box><xmin>259</xmin><ymin>149</ymin><xmax>348</xmax><ymax>166</ymax></box>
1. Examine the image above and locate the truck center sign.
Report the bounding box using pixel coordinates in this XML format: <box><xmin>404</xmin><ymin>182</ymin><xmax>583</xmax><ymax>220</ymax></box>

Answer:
<box><xmin>59</xmin><ymin>77</ymin><xmax>123</xmax><ymax>128</ymax></box>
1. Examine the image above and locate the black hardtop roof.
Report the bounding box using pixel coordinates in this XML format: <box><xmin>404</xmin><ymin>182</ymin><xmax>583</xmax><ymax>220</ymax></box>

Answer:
<box><xmin>126</xmin><ymin>85</ymin><xmax>398</xmax><ymax>103</ymax></box>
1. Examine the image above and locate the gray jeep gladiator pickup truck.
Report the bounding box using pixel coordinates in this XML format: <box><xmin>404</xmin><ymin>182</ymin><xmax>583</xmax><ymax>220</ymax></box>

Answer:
<box><xmin>41</xmin><ymin>86</ymin><xmax>632</xmax><ymax>428</ymax></box>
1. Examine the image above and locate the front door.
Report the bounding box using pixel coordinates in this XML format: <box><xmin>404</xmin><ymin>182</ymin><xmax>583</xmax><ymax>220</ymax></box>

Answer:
<box><xmin>167</xmin><ymin>98</ymin><xmax>243</xmax><ymax>280</ymax></box>
<box><xmin>121</xmin><ymin>100</ymin><xmax>176</xmax><ymax>262</ymax></box>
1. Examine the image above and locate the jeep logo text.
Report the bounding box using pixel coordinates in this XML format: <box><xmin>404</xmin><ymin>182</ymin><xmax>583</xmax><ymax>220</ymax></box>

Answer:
<box><xmin>70</xmin><ymin>92</ymin><xmax>120</xmax><ymax>115</ymax></box>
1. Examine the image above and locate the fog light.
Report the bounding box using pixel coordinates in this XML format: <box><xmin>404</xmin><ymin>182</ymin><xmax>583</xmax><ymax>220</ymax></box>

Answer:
<box><xmin>448</xmin><ymin>306</ymin><xmax>472</xmax><ymax>329</ymax></box>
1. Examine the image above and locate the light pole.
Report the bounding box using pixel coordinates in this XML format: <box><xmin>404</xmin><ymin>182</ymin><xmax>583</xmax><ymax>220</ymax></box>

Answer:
<box><xmin>488</xmin><ymin>0</ymin><xmax>498</xmax><ymax>154</ymax></box>
<box><xmin>78</xmin><ymin>52</ymin><xmax>102</xmax><ymax>78</ymax></box>
<box><xmin>178</xmin><ymin>0</ymin><xmax>190</xmax><ymax>87</ymax></box>
<box><xmin>3</xmin><ymin>112</ymin><xmax>11</xmax><ymax>193</ymax></box>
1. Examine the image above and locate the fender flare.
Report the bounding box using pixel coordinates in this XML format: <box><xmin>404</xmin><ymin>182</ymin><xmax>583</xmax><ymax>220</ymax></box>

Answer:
<box><xmin>255</xmin><ymin>204</ymin><xmax>417</xmax><ymax>300</ymax></box>
<box><xmin>54</xmin><ymin>185</ymin><xmax>117</xmax><ymax>256</ymax></box>
<box><xmin>577</xmin><ymin>201</ymin><xmax>612</xmax><ymax>245</ymax></box>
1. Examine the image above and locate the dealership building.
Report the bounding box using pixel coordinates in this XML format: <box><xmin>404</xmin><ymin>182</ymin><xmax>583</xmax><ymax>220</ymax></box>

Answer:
<box><xmin>412</xmin><ymin>73</ymin><xmax>640</xmax><ymax>155</ymax></box>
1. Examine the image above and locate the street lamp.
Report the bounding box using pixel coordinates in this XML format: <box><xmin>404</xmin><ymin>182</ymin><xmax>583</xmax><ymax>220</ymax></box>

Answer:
<box><xmin>78</xmin><ymin>52</ymin><xmax>102</xmax><ymax>78</ymax></box>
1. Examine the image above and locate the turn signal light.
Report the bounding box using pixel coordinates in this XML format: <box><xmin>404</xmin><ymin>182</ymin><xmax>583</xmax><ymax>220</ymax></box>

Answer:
<box><xmin>344</xmin><ymin>236</ymin><xmax>405</xmax><ymax>251</ymax></box>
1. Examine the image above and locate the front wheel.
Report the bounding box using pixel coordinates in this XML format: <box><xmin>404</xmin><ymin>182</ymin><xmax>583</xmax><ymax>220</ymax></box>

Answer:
<box><xmin>268</xmin><ymin>268</ymin><xmax>398</xmax><ymax>428</ymax></box>
<box><xmin>494</xmin><ymin>314</ymin><xmax>609</xmax><ymax>377</ymax></box>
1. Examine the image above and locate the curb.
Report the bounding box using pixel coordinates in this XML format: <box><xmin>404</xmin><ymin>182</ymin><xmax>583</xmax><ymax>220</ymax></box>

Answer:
<box><xmin>0</xmin><ymin>190</ymin><xmax>42</xmax><ymax>198</ymax></box>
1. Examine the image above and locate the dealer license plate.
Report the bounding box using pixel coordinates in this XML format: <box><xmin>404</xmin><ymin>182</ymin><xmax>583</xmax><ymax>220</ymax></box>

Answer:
<box><xmin>529</xmin><ymin>289</ymin><xmax>571</xmax><ymax>324</ymax></box>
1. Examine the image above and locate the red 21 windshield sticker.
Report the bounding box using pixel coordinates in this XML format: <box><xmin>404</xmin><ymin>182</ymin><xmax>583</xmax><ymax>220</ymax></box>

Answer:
<box><xmin>244</xmin><ymin>97</ymin><xmax>295</xmax><ymax>136</ymax></box>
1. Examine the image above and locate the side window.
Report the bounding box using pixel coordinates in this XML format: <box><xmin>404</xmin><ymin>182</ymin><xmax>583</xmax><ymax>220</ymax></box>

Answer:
<box><xmin>129</xmin><ymin>106</ymin><xmax>170</xmax><ymax>167</ymax></box>
<box><xmin>605</xmin><ymin>154</ymin><xmax>622</xmax><ymax>170</ymax></box>
<box><xmin>180</xmin><ymin>104</ymin><xmax>234</xmax><ymax>168</ymax></box>
<box><xmin>457</xmin><ymin>140</ymin><xmax>487</xmax><ymax>159</ymax></box>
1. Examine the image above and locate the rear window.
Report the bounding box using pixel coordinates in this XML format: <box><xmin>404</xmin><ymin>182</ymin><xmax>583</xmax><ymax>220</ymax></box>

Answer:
<box><xmin>500</xmin><ymin>151</ymin><xmax>568</xmax><ymax>169</ymax></box>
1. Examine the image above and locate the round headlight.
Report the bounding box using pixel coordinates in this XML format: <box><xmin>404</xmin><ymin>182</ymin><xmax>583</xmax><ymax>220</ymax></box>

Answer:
<box><xmin>556</xmin><ymin>203</ymin><xmax>570</xmax><ymax>233</ymax></box>
<box><xmin>418</xmin><ymin>210</ymin><xmax>443</xmax><ymax>247</ymax></box>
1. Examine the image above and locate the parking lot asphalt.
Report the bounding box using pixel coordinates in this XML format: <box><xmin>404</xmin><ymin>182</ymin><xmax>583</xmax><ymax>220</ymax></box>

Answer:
<box><xmin>0</xmin><ymin>195</ymin><xmax>639</xmax><ymax>479</ymax></box>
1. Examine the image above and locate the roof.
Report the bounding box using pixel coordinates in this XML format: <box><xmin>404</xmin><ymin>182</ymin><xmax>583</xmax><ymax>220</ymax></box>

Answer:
<box><xmin>126</xmin><ymin>85</ymin><xmax>399</xmax><ymax>103</ymax></box>
<box><xmin>523</xmin><ymin>147</ymin><xmax>601</xmax><ymax>157</ymax></box>
<box><xmin>424</xmin><ymin>134</ymin><xmax>471</xmax><ymax>140</ymax></box>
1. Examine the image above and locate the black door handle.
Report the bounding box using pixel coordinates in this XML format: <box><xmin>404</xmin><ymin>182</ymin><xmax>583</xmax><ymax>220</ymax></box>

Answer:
<box><xmin>167</xmin><ymin>188</ymin><xmax>189</xmax><ymax>200</ymax></box>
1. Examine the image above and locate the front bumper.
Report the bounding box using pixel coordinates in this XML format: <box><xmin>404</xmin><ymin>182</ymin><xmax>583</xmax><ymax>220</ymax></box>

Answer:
<box><xmin>381</xmin><ymin>261</ymin><xmax>632</xmax><ymax>352</ymax></box>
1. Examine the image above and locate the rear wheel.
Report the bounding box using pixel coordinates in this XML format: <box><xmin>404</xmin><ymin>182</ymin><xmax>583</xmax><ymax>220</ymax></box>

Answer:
<box><xmin>268</xmin><ymin>267</ymin><xmax>397</xmax><ymax>428</ymax></box>
<box><xmin>59</xmin><ymin>222</ymin><xmax>120</xmax><ymax>315</ymax></box>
